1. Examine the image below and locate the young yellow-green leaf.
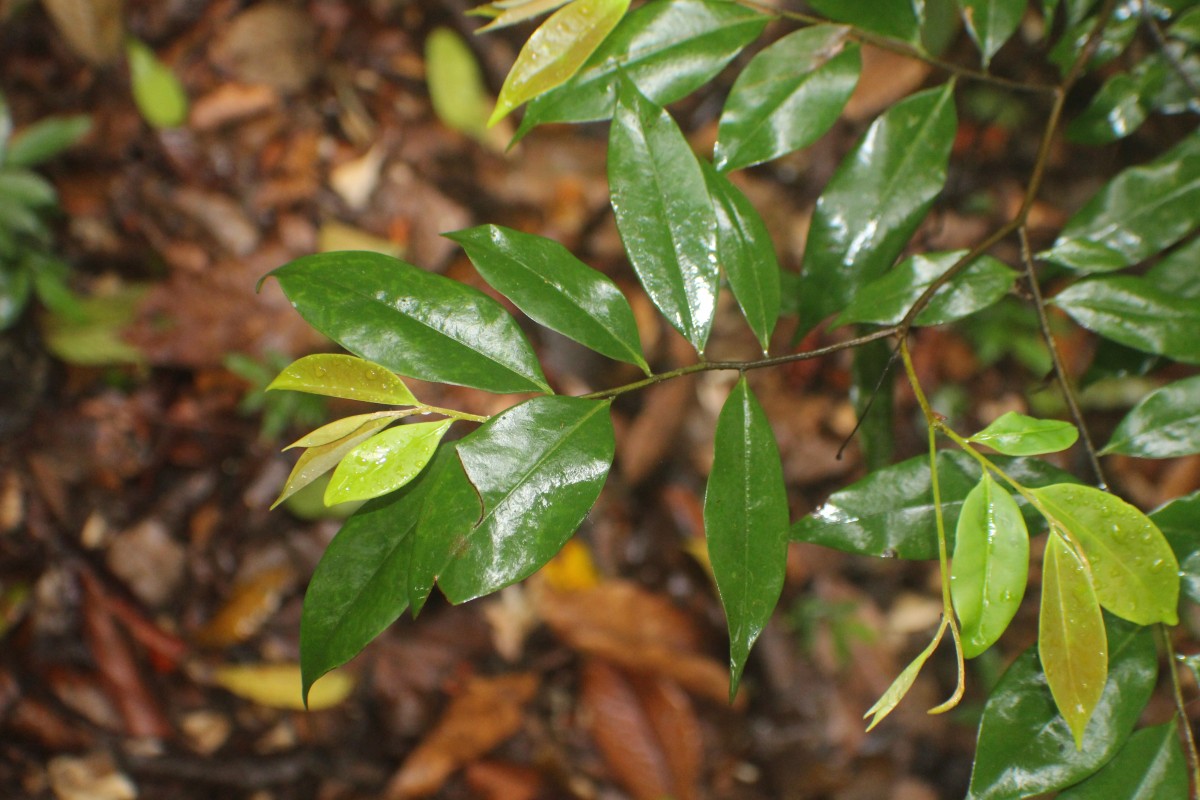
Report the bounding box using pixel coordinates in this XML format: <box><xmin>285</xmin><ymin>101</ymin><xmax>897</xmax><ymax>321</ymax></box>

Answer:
<box><xmin>968</xmin><ymin>411</ymin><xmax>1079</xmax><ymax>456</ymax></box>
<box><xmin>324</xmin><ymin>419</ymin><xmax>452</xmax><ymax>505</ymax></box>
<box><xmin>960</xmin><ymin>0</ymin><xmax>1028</xmax><ymax>66</ymax></box>
<box><xmin>1102</xmin><ymin>375</ymin><xmax>1200</xmax><ymax>458</ymax></box>
<box><xmin>1031</xmin><ymin>483</ymin><xmax>1180</xmax><ymax>626</ymax></box>
<box><xmin>488</xmin><ymin>0</ymin><xmax>630</xmax><ymax>126</ymax></box>
<box><xmin>1039</xmin><ymin>531</ymin><xmax>1107</xmax><ymax>750</ymax></box>
<box><xmin>426</xmin><ymin>27</ymin><xmax>492</xmax><ymax>139</ymax></box>
<box><xmin>477</xmin><ymin>0</ymin><xmax>573</xmax><ymax>32</ymax></box>
<box><xmin>286</xmin><ymin>411</ymin><xmax>406</xmax><ymax>450</ymax></box>
<box><xmin>864</xmin><ymin>632</ymin><xmax>941</xmax><ymax>731</ymax></box>
<box><xmin>125</xmin><ymin>37</ymin><xmax>188</xmax><ymax>129</ymax></box>
<box><xmin>271</xmin><ymin>415</ymin><xmax>397</xmax><ymax>510</ymax></box>
<box><xmin>704</xmin><ymin>377</ymin><xmax>789</xmax><ymax>699</ymax></box>
<box><xmin>267</xmin><ymin>354</ymin><xmax>419</xmax><ymax>407</ymax></box>
<box><xmin>951</xmin><ymin>474</ymin><xmax>1029</xmax><ymax>658</ymax></box>
<box><xmin>1057</xmin><ymin>720</ymin><xmax>1188</xmax><ymax>799</ymax></box>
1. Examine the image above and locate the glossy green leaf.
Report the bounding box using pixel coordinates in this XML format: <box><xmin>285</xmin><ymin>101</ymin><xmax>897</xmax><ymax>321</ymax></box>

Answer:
<box><xmin>951</xmin><ymin>474</ymin><xmax>1029</xmax><ymax>658</ymax></box>
<box><xmin>1049</xmin><ymin>12</ymin><xmax>1137</xmax><ymax>74</ymax></box>
<box><xmin>1030</xmin><ymin>483</ymin><xmax>1180</xmax><ymax>626</ymax></box>
<box><xmin>1039</xmin><ymin>132</ymin><xmax>1200</xmax><ymax>272</ymax></box>
<box><xmin>324</xmin><ymin>419</ymin><xmax>452</xmax><ymax>505</ymax></box>
<box><xmin>438</xmin><ymin>396</ymin><xmax>615</xmax><ymax>603</ymax></box>
<box><xmin>0</xmin><ymin>265</ymin><xmax>32</xmax><ymax>330</ymax></box>
<box><xmin>609</xmin><ymin>78</ymin><xmax>719</xmax><ymax>353</ymax></box>
<box><xmin>271</xmin><ymin>415</ymin><xmax>398</xmax><ymax>509</ymax></box>
<box><xmin>445</xmin><ymin>225</ymin><xmax>649</xmax><ymax>373</ymax></box>
<box><xmin>1040</xmin><ymin>531</ymin><xmax>1107</xmax><ymax>749</ymax></box>
<box><xmin>792</xmin><ymin>451</ymin><xmax>1079</xmax><ymax>559</ymax></box>
<box><xmin>125</xmin><ymin>38</ymin><xmax>188</xmax><ymax>129</ymax></box>
<box><xmin>426</xmin><ymin>28</ymin><xmax>492</xmax><ymax>138</ymax></box>
<box><xmin>1057</xmin><ymin>720</ymin><xmax>1188</xmax><ymax>799</ymax></box>
<box><xmin>516</xmin><ymin>0</ymin><xmax>769</xmax><ymax>137</ymax></box>
<box><xmin>967</xmin><ymin>618</ymin><xmax>1156</xmax><ymax>799</ymax></box>
<box><xmin>864</xmin><ymin>633</ymin><xmax>941</xmax><ymax>731</ymax></box>
<box><xmin>1145</xmin><ymin>236</ymin><xmax>1200</xmax><ymax>299</ymax></box>
<box><xmin>287</xmin><ymin>412</ymin><xmax>403</xmax><ymax>450</ymax></box>
<box><xmin>1103</xmin><ymin>375</ymin><xmax>1200</xmax><ymax>458</ymax></box>
<box><xmin>476</xmin><ymin>0</ymin><xmax>574</xmax><ymax>32</ymax></box>
<box><xmin>797</xmin><ymin>82</ymin><xmax>957</xmax><ymax>334</ymax></box>
<box><xmin>267</xmin><ymin>251</ymin><xmax>551</xmax><ymax>394</ymax></box>
<box><xmin>2</xmin><ymin>114</ymin><xmax>90</xmax><ymax>168</ymax></box>
<box><xmin>1052</xmin><ymin>275</ymin><xmax>1200</xmax><ymax>364</ymax></box>
<box><xmin>1172</xmin><ymin>7</ymin><xmax>1200</xmax><ymax>44</ymax></box>
<box><xmin>1066</xmin><ymin>65</ymin><xmax>1164</xmax><ymax>145</ymax></box>
<box><xmin>836</xmin><ymin>250</ymin><xmax>1017</xmax><ymax>327</ymax></box>
<box><xmin>1152</xmin><ymin>491</ymin><xmax>1200</xmax><ymax>605</ymax></box>
<box><xmin>406</xmin><ymin>447</ymin><xmax>482</xmax><ymax>615</ymax></box>
<box><xmin>712</xmin><ymin>25</ymin><xmax>860</xmax><ymax>173</ymax></box>
<box><xmin>704</xmin><ymin>377</ymin><xmax>789</xmax><ymax>697</ymax></box>
<box><xmin>489</xmin><ymin>0</ymin><xmax>630</xmax><ymax>126</ymax></box>
<box><xmin>805</xmin><ymin>0</ymin><xmax>923</xmax><ymax>43</ymax></box>
<box><xmin>961</xmin><ymin>0</ymin><xmax>1027</xmax><ymax>65</ymax></box>
<box><xmin>701</xmin><ymin>163</ymin><xmax>780</xmax><ymax>352</ymax></box>
<box><xmin>268</xmin><ymin>354</ymin><xmax>419</xmax><ymax>406</ymax></box>
<box><xmin>968</xmin><ymin>411</ymin><xmax>1079</xmax><ymax>456</ymax></box>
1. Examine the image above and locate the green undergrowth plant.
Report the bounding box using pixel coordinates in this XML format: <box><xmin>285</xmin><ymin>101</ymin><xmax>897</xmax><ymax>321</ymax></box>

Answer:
<box><xmin>260</xmin><ymin>0</ymin><xmax>1200</xmax><ymax>796</ymax></box>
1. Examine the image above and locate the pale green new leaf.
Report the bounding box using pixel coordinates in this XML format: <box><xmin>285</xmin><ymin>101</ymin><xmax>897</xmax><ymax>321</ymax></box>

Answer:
<box><xmin>324</xmin><ymin>420</ymin><xmax>452</xmax><ymax>505</ymax></box>
<box><xmin>864</xmin><ymin>633</ymin><xmax>942</xmax><ymax>731</ymax></box>
<box><xmin>268</xmin><ymin>354</ymin><xmax>419</xmax><ymax>406</ymax></box>
<box><xmin>287</xmin><ymin>412</ymin><xmax>406</xmax><ymax>450</ymax></box>
<box><xmin>968</xmin><ymin>411</ymin><xmax>1079</xmax><ymax>456</ymax></box>
<box><xmin>272</xmin><ymin>415</ymin><xmax>398</xmax><ymax>509</ymax></box>
<box><xmin>125</xmin><ymin>37</ymin><xmax>188</xmax><ymax>129</ymax></box>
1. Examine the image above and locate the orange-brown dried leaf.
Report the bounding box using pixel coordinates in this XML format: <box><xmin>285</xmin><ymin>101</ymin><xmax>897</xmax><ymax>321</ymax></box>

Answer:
<box><xmin>464</xmin><ymin>760</ymin><xmax>543</xmax><ymax>800</ymax></box>
<box><xmin>192</xmin><ymin>565</ymin><xmax>295</xmax><ymax>648</ymax></box>
<box><xmin>385</xmin><ymin>673</ymin><xmax>539</xmax><ymax>799</ymax></box>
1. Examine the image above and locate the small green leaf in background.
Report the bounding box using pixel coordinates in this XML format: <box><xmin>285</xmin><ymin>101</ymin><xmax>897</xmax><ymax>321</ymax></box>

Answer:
<box><xmin>712</xmin><ymin>25</ymin><xmax>860</xmax><ymax>173</ymax></box>
<box><xmin>1151</xmin><ymin>491</ymin><xmax>1200</xmax><ymax>606</ymax></box>
<box><xmin>967</xmin><ymin>619</ymin><xmax>1156</xmax><ymax>799</ymax></box>
<box><xmin>268</xmin><ymin>354</ymin><xmax>419</xmax><ymax>406</ymax></box>
<box><xmin>960</xmin><ymin>0</ymin><xmax>1027</xmax><ymax>66</ymax></box>
<box><xmin>1031</xmin><ymin>483</ymin><xmax>1180</xmax><ymax>626</ymax></box>
<box><xmin>39</xmin><ymin>283</ymin><xmax>145</xmax><ymax>366</ymax></box>
<box><xmin>125</xmin><ymin>37</ymin><xmax>188</xmax><ymax>129</ymax></box>
<box><xmin>609</xmin><ymin>77</ymin><xmax>719</xmax><ymax>354</ymax></box>
<box><xmin>864</xmin><ymin>633</ymin><xmax>941</xmax><ymax>731</ymax></box>
<box><xmin>425</xmin><ymin>27</ymin><xmax>493</xmax><ymax>141</ymax></box>
<box><xmin>1049</xmin><ymin>11</ymin><xmax>1137</xmax><ymax>74</ymax></box>
<box><xmin>0</xmin><ymin>266</ymin><xmax>31</xmax><ymax>330</ymax></box>
<box><xmin>1052</xmin><ymin>275</ymin><xmax>1200</xmax><ymax>364</ymax></box>
<box><xmin>1039</xmin><ymin>531</ymin><xmax>1107</xmax><ymax>750</ymax></box>
<box><xmin>267</xmin><ymin>251</ymin><xmax>551</xmax><ymax>394</ymax></box>
<box><xmin>324</xmin><ymin>419</ymin><xmax>452</xmax><ymax>505</ymax></box>
<box><xmin>835</xmin><ymin>250</ymin><xmax>1017</xmax><ymax>328</ymax></box>
<box><xmin>272</xmin><ymin>414</ymin><xmax>398</xmax><ymax>509</ymax></box>
<box><xmin>951</xmin><ymin>474</ymin><xmax>1029</xmax><ymax>658</ymax></box>
<box><xmin>701</xmin><ymin>163</ymin><xmax>780</xmax><ymax>352</ymax></box>
<box><xmin>1038</xmin><ymin>131</ymin><xmax>1200</xmax><ymax>272</ymax></box>
<box><xmin>797</xmin><ymin>82</ymin><xmax>957</xmax><ymax>334</ymax></box>
<box><xmin>704</xmin><ymin>376</ymin><xmax>789</xmax><ymax>698</ymax></box>
<box><xmin>474</xmin><ymin>0</ymin><xmax>573</xmax><ymax>32</ymax></box>
<box><xmin>446</xmin><ymin>225</ymin><xmax>649</xmax><ymax>373</ymax></box>
<box><xmin>439</xmin><ymin>396</ymin><xmax>615</xmax><ymax>603</ymax></box>
<box><xmin>1057</xmin><ymin>720</ymin><xmax>1188</xmax><ymax>799</ymax></box>
<box><xmin>1145</xmin><ymin>235</ymin><xmax>1200</xmax><ymax>299</ymax></box>
<box><xmin>488</xmin><ymin>0</ymin><xmax>630</xmax><ymax>126</ymax></box>
<box><xmin>805</xmin><ymin>0</ymin><xmax>923</xmax><ymax>43</ymax></box>
<box><xmin>968</xmin><ymin>411</ymin><xmax>1079</xmax><ymax>455</ymax></box>
<box><xmin>1102</xmin><ymin>375</ymin><xmax>1200</xmax><ymax>458</ymax></box>
<box><xmin>1066</xmin><ymin>63</ymin><xmax>1164</xmax><ymax>145</ymax></box>
<box><xmin>2</xmin><ymin>114</ymin><xmax>91</xmax><ymax>168</ymax></box>
<box><xmin>516</xmin><ymin>0</ymin><xmax>769</xmax><ymax>137</ymax></box>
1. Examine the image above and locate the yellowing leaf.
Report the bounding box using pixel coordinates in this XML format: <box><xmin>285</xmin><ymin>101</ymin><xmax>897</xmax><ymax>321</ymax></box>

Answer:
<box><xmin>286</xmin><ymin>411</ymin><xmax>407</xmax><ymax>450</ymax></box>
<box><xmin>489</xmin><ymin>0</ymin><xmax>630</xmax><ymax>126</ymax></box>
<box><xmin>268</xmin><ymin>354</ymin><xmax>418</xmax><ymax>406</ymax></box>
<box><xmin>271</xmin><ymin>415</ymin><xmax>397</xmax><ymax>509</ymax></box>
<box><xmin>212</xmin><ymin>663</ymin><xmax>353</xmax><ymax>711</ymax></box>
<box><xmin>426</xmin><ymin>28</ymin><xmax>492</xmax><ymax>138</ymax></box>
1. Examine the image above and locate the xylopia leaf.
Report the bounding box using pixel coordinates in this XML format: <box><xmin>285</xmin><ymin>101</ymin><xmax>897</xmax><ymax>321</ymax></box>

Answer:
<box><xmin>1102</xmin><ymin>375</ymin><xmax>1200</xmax><ymax>458</ymax></box>
<box><xmin>968</xmin><ymin>411</ymin><xmax>1079</xmax><ymax>456</ymax></box>
<box><xmin>1056</xmin><ymin>720</ymin><xmax>1188</xmax><ymax>799</ymax></box>
<box><xmin>272</xmin><ymin>415</ymin><xmax>398</xmax><ymax>510</ymax></box>
<box><xmin>960</xmin><ymin>0</ymin><xmax>1028</xmax><ymax>66</ymax></box>
<box><xmin>797</xmin><ymin>82</ymin><xmax>957</xmax><ymax>335</ymax></box>
<box><xmin>967</xmin><ymin>618</ymin><xmax>1156</xmax><ymax>800</ymax></box>
<box><xmin>267</xmin><ymin>251</ymin><xmax>551</xmax><ymax>394</ymax></box>
<box><xmin>324</xmin><ymin>419</ymin><xmax>452</xmax><ymax>505</ymax></box>
<box><xmin>609</xmin><ymin>78</ymin><xmax>719</xmax><ymax>354</ymax></box>
<box><xmin>1051</xmin><ymin>275</ymin><xmax>1200</xmax><ymax>364</ymax></box>
<box><xmin>438</xmin><ymin>396</ymin><xmax>615</xmax><ymax>603</ymax></box>
<box><xmin>805</xmin><ymin>0</ymin><xmax>923</xmax><ymax>43</ymax></box>
<box><xmin>704</xmin><ymin>377</ymin><xmax>789</xmax><ymax>699</ymax></box>
<box><xmin>267</xmin><ymin>354</ymin><xmax>418</xmax><ymax>406</ymax></box>
<box><xmin>406</xmin><ymin>446</ymin><xmax>482</xmax><ymax>615</ymax></box>
<box><xmin>1150</xmin><ymin>491</ymin><xmax>1200</xmax><ymax>606</ymax></box>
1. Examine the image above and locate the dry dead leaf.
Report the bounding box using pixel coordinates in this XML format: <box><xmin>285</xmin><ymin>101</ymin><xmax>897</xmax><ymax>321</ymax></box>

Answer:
<box><xmin>464</xmin><ymin>760</ymin><xmax>543</xmax><ymax>800</ymax></box>
<box><xmin>210</xmin><ymin>2</ymin><xmax>319</xmax><ymax>94</ymax></box>
<box><xmin>843</xmin><ymin>45</ymin><xmax>933</xmax><ymax>122</ymax></box>
<box><xmin>193</xmin><ymin>565</ymin><xmax>295</xmax><ymax>648</ymax></box>
<box><xmin>48</xmin><ymin>751</ymin><xmax>136</xmax><ymax>800</ymax></box>
<box><xmin>616</xmin><ymin>375</ymin><xmax>697</xmax><ymax>485</ymax></box>
<box><xmin>42</xmin><ymin>0</ymin><xmax>124</xmax><ymax>65</ymax></box>
<box><xmin>188</xmin><ymin>83</ymin><xmax>280</xmax><ymax>131</ymax></box>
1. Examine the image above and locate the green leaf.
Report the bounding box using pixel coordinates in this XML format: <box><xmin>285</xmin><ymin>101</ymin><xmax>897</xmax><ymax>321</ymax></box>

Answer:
<box><xmin>792</xmin><ymin>451</ymin><xmax>1079</xmax><ymax>559</ymax></box>
<box><xmin>609</xmin><ymin>78</ymin><xmax>719</xmax><ymax>353</ymax></box>
<box><xmin>406</xmin><ymin>446</ymin><xmax>483</xmax><ymax>615</ymax></box>
<box><xmin>967</xmin><ymin>618</ymin><xmax>1156</xmax><ymax>799</ymax></box>
<box><xmin>1145</xmin><ymin>236</ymin><xmax>1200</xmax><ymax>299</ymax></box>
<box><xmin>489</xmin><ymin>0</ymin><xmax>631</xmax><ymax>126</ymax></box>
<box><xmin>863</xmin><ymin>632</ymin><xmax>941</xmax><ymax>731</ymax></box>
<box><xmin>1066</xmin><ymin>66</ymin><xmax>1163</xmax><ymax>145</ymax></box>
<box><xmin>805</xmin><ymin>0</ymin><xmax>923</xmax><ymax>43</ymax></box>
<box><xmin>39</xmin><ymin>283</ymin><xmax>145</xmax><ymax>366</ymax></box>
<box><xmin>324</xmin><ymin>419</ymin><xmax>452</xmax><ymax>505</ymax></box>
<box><xmin>516</xmin><ymin>0</ymin><xmax>770</xmax><ymax>137</ymax></box>
<box><xmin>1150</xmin><ymin>491</ymin><xmax>1200</xmax><ymax>606</ymax></box>
<box><xmin>1052</xmin><ymin>275</ymin><xmax>1200</xmax><ymax>364</ymax></box>
<box><xmin>3</xmin><ymin>114</ymin><xmax>91</xmax><ymax>168</ymax></box>
<box><xmin>1039</xmin><ymin>132</ymin><xmax>1200</xmax><ymax>272</ymax></box>
<box><xmin>1102</xmin><ymin>375</ymin><xmax>1200</xmax><ymax>458</ymax></box>
<box><xmin>1057</xmin><ymin>721</ymin><xmax>1188</xmax><ymax>799</ymax></box>
<box><xmin>835</xmin><ymin>250</ymin><xmax>1017</xmax><ymax>328</ymax></box>
<box><xmin>271</xmin><ymin>414</ymin><xmax>398</xmax><ymax>509</ymax></box>
<box><xmin>712</xmin><ymin>25</ymin><xmax>860</xmax><ymax>173</ymax></box>
<box><xmin>968</xmin><ymin>411</ymin><xmax>1079</xmax><ymax>456</ymax></box>
<box><xmin>267</xmin><ymin>354</ymin><xmax>419</xmax><ymax>406</ymax></box>
<box><xmin>287</xmin><ymin>412</ymin><xmax>402</xmax><ymax>450</ymax></box>
<box><xmin>0</xmin><ymin>264</ymin><xmax>32</xmax><ymax>330</ymax></box>
<box><xmin>704</xmin><ymin>377</ymin><xmax>789</xmax><ymax>698</ymax></box>
<box><xmin>438</xmin><ymin>396</ymin><xmax>615</xmax><ymax>603</ymax></box>
<box><xmin>1039</xmin><ymin>531</ymin><xmax>1107</xmax><ymax>750</ymax></box>
<box><xmin>476</xmin><ymin>0</ymin><xmax>574</xmax><ymax>32</ymax></box>
<box><xmin>0</xmin><ymin>169</ymin><xmax>58</xmax><ymax>208</ymax></box>
<box><xmin>701</xmin><ymin>163</ymin><xmax>780</xmax><ymax>352</ymax></box>
<box><xmin>425</xmin><ymin>28</ymin><xmax>492</xmax><ymax>138</ymax></box>
<box><xmin>125</xmin><ymin>37</ymin><xmax>188</xmax><ymax>129</ymax></box>
<box><xmin>267</xmin><ymin>251</ymin><xmax>551</xmax><ymax>394</ymax></box>
<box><xmin>951</xmin><ymin>474</ymin><xmax>1029</xmax><ymax>658</ymax></box>
<box><xmin>797</xmin><ymin>82</ymin><xmax>957</xmax><ymax>334</ymax></box>
<box><xmin>445</xmin><ymin>225</ymin><xmax>649</xmax><ymax>373</ymax></box>
<box><xmin>1030</xmin><ymin>483</ymin><xmax>1180</xmax><ymax>626</ymax></box>
<box><xmin>960</xmin><ymin>0</ymin><xmax>1027</xmax><ymax>65</ymax></box>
